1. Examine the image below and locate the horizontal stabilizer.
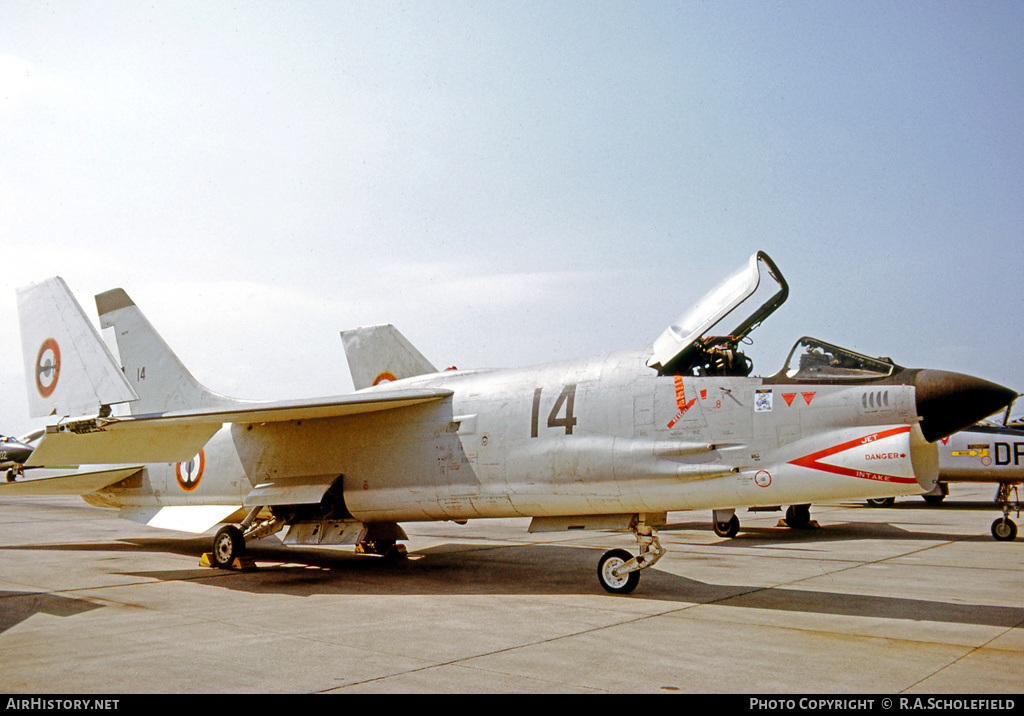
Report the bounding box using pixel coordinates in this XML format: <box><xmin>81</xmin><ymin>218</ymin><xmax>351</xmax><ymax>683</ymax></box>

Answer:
<box><xmin>0</xmin><ymin>466</ymin><xmax>143</xmax><ymax>496</ymax></box>
<box><xmin>26</xmin><ymin>422</ymin><xmax>221</xmax><ymax>467</ymax></box>
<box><xmin>26</xmin><ymin>388</ymin><xmax>453</xmax><ymax>466</ymax></box>
<box><xmin>120</xmin><ymin>505</ymin><xmax>243</xmax><ymax>534</ymax></box>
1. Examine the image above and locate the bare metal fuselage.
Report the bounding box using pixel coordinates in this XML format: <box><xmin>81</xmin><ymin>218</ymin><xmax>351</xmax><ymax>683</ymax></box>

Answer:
<box><xmin>85</xmin><ymin>346</ymin><xmax>935</xmax><ymax>523</ymax></box>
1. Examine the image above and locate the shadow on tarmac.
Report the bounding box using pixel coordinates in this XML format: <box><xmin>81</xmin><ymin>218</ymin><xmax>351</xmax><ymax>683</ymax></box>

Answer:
<box><xmin>0</xmin><ymin>590</ymin><xmax>104</xmax><ymax>634</ymax></box>
<box><xmin>4</xmin><ymin>532</ymin><xmax>1022</xmax><ymax>635</ymax></box>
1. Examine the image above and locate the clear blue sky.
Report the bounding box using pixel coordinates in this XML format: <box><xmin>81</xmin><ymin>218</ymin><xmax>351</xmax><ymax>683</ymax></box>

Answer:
<box><xmin>2</xmin><ymin>1</ymin><xmax>1022</xmax><ymax>437</ymax></box>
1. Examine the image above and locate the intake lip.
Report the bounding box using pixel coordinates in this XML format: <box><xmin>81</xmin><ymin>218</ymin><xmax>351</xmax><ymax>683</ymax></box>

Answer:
<box><xmin>914</xmin><ymin>369</ymin><xmax>1018</xmax><ymax>442</ymax></box>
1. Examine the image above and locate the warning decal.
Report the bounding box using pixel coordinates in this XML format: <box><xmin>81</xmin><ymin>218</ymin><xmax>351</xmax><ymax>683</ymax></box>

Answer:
<box><xmin>667</xmin><ymin>375</ymin><xmax>697</xmax><ymax>428</ymax></box>
<box><xmin>789</xmin><ymin>426</ymin><xmax>917</xmax><ymax>484</ymax></box>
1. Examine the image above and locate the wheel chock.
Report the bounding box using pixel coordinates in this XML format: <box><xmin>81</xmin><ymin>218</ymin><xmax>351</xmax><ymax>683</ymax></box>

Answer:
<box><xmin>199</xmin><ymin>553</ymin><xmax>257</xmax><ymax>570</ymax></box>
<box><xmin>777</xmin><ymin>519</ymin><xmax>821</xmax><ymax>530</ymax></box>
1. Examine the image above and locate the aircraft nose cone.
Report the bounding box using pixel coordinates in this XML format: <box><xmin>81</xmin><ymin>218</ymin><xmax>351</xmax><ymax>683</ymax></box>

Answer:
<box><xmin>1</xmin><ymin>438</ymin><xmax>33</xmax><ymax>465</ymax></box>
<box><xmin>915</xmin><ymin>370</ymin><xmax>1018</xmax><ymax>442</ymax></box>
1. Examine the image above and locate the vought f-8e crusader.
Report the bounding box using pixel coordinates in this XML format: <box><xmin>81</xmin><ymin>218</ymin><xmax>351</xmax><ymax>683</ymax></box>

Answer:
<box><xmin>5</xmin><ymin>252</ymin><xmax>1015</xmax><ymax>593</ymax></box>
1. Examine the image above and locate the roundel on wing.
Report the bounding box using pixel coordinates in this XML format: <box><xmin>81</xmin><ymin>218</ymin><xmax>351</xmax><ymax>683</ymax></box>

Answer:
<box><xmin>176</xmin><ymin>450</ymin><xmax>206</xmax><ymax>492</ymax></box>
<box><xmin>372</xmin><ymin>371</ymin><xmax>398</xmax><ymax>386</ymax></box>
<box><xmin>35</xmin><ymin>338</ymin><xmax>62</xmax><ymax>398</ymax></box>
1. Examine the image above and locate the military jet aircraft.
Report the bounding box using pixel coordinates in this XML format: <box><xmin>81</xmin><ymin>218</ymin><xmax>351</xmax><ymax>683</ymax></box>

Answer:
<box><xmin>863</xmin><ymin>403</ymin><xmax>1023</xmax><ymax>541</ymax></box>
<box><xmin>1</xmin><ymin>434</ymin><xmax>36</xmax><ymax>481</ymax></box>
<box><xmin>5</xmin><ymin>252</ymin><xmax>1016</xmax><ymax>594</ymax></box>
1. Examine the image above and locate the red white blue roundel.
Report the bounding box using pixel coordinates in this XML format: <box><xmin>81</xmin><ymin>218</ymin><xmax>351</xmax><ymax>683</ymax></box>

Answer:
<box><xmin>175</xmin><ymin>450</ymin><xmax>205</xmax><ymax>492</ymax></box>
<box><xmin>35</xmin><ymin>338</ymin><xmax>61</xmax><ymax>398</ymax></box>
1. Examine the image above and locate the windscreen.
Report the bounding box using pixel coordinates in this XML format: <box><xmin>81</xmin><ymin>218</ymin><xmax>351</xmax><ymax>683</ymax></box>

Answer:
<box><xmin>781</xmin><ymin>337</ymin><xmax>896</xmax><ymax>382</ymax></box>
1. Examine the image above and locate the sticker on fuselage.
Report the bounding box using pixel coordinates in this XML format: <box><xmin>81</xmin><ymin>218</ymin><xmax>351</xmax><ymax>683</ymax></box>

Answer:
<box><xmin>175</xmin><ymin>450</ymin><xmax>205</xmax><ymax>492</ymax></box>
<box><xmin>952</xmin><ymin>444</ymin><xmax>993</xmax><ymax>467</ymax></box>
<box><xmin>35</xmin><ymin>338</ymin><xmax>61</xmax><ymax>398</ymax></box>
<box><xmin>754</xmin><ymin>389</ymin><xmax>773</xmax><ymax>413</ymax></box>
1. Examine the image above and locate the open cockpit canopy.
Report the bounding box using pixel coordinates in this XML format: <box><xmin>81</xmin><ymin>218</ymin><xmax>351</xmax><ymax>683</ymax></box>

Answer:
<box><xmin>648</xmin><ymin>251</ymin><xmax>788</xmax><ymax>376</ymax></box>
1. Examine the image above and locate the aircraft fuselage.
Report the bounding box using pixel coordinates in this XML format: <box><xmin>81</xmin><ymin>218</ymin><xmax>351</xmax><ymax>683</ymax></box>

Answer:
<box><xmin>85</xmin><ymin>346</ymin><xmax>937</xmax><ymax>523</ymax></box>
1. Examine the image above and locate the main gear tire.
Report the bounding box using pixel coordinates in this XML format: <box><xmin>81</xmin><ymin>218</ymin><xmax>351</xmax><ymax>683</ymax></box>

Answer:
<box><xmin>212</xmin><ymin>525</ymin><xmax>246</xmax><ymax>568</ymax></box>
<box><xmin>712</xmin><ymin>515</ymin><xmax>740</xmax><ymax>538</ymax></box>
<box><xmin>785</xmin><ymin>504</ymin><xmax>811</xmax><ymax>529</ymax></box>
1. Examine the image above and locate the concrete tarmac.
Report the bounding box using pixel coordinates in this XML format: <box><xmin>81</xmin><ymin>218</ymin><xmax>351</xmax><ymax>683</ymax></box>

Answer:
<box><xmin>1</xmin><ymin>485</ymin><xmax>1022</xmax><ymax>694</ymax></box>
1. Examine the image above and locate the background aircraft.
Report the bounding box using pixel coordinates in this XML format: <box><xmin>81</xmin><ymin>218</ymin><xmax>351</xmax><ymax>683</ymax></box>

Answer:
<box><xmin>1</xmin><ymin>434</ymin><xmax>35</xmax><ymax>480</ymax></box>
<box><xmin>3</xmin><ymin>253</ymin><xmax>1016</xmax><ymax>593</ymax></box>
<box><xmin>863</xmin><ymin>404</ymin><xmax>1023</xmax><ymax>540</ymax></box>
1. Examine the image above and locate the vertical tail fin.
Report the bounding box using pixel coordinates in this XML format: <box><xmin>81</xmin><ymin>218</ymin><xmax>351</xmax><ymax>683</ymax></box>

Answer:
<box><xmin>95</xmin><ymin>289</ymin><xmax>244</xmax><ymax>413</ymax></box>
<box><xmin>17</xmin><ymin>277</ymin><xmax>138</xmax><ymax>419</ymax></box>
<box><xmin>341</xmin><ymin>324</ymin><xmax>438</xmax><ymax>390</ymax></box>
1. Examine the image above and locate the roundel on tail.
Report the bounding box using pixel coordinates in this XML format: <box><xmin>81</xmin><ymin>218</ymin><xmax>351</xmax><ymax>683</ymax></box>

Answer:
<box><xmin>35</xmin><ymin>338</ymin><xmax>61</xmax><ymax>398</ymax></box>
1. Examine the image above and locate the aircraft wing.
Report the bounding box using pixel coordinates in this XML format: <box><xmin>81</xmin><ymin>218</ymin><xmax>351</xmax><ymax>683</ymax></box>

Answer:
<box><xmin>26</xmin><ymin>388</ymin><xmax>453</xmax><ymax>467</ymax></box>
<box><xmin>0</xmin><ymin>465</ymin><xmax>143</xmax><ymax>496</ymax></box>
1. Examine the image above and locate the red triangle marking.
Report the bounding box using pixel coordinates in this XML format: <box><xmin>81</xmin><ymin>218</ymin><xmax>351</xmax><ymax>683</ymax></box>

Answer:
<box><xmin>782</xmin><ymin>393</ymin><xmax>796</xmax><ymax>407</ymax></box>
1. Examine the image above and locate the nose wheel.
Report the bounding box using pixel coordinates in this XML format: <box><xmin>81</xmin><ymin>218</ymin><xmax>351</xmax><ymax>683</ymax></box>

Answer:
<box><xmin>598</xmin><ymin>549</ymin><xmax>640</xmax><ymax>594</ymax></box>
<box><xmin>596</xmin><ymin>517</ymin><xmax>665</xmax><ymax>595</ymax></box>
<box><xmin>991</xmin><ymin>484</ymin><xmax>1020</xmax><ymax>541</ymax></box>
<box><xmin>992</xmin><ymin>517</ymin><xmax>1018</xmax><ymax>541</ymax></box>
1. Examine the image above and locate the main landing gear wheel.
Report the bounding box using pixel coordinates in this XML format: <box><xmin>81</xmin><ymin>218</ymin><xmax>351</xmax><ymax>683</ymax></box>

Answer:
<box><xmin>866</xmin><ymin>497</ymin><xmax>895</xmax><ymax>507</ymax></box>
<box><xmin>785</xmin><ymin>504</ymin><xmax>811</xmax><ymax>529</ymax></box>
<box><xmin>598</xmin><ymin>549</ymin><xmax>640</xmax><ymax>595</ymax></box>
<box><xmin>212</xmin><ymin>525</ymin><xmax>246</xmax><ymax>568</ymax></box>
<box><xmin>992</xmin><ymin>517</ymin><xmax>1018</xmax><ymax>542</ymax></box>
<box><xmin>713</xmin><ymin>514</ymin><xmax>740</xmax><ymax>538</ymax></box>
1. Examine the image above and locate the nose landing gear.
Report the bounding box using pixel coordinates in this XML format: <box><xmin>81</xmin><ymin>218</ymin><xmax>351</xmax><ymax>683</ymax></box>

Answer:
<box><xmin>991</xmin><ymin>484</ymin><xmax>1020</xmax><ymax>541</ymax></box>
<box><xmin>597</xmin><ymin>518</ymin><xmax>666</xmax><ymax>594</ymax></box>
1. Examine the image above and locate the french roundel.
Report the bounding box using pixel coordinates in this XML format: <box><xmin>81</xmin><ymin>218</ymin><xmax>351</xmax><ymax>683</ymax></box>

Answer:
<box><xmin>35</xmin><ymin>338</ymin><xmax>62</xmax><ymax>398</ymax></box>
<box><xmin>175</xmin><ymin>450</ymin><xmax>205</xmax><ymax>492</ymax></box>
